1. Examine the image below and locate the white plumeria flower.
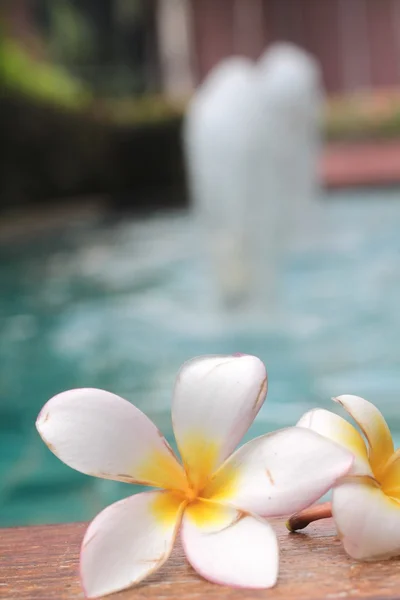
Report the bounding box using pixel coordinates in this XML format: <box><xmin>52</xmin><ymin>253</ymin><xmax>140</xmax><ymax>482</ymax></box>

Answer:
<box><xmin>36</xmin><ymin>354</ymin><xmax>353</xmax><ymax>598</ymax></box>
<box><xmin>298</xmin><ymin>394</ymin><xmax>400</xmax><ymax>561</ymax></box>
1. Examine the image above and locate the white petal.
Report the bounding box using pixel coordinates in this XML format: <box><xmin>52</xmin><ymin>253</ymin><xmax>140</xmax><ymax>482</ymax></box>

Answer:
<box><xmin>203</xmin><ymin>427</ymin><xmax>353</xmax><ymax>517</ymax></box>
<box><xmin>182</xmin><ymin>509</ymin><xmax>278</xmax><ymax>588</ymax></box>
<box><xmin>332</xmin><ymin>479</ymin><xmax>400</xmax><ymax>560</ymax></box>
<box><xmin>297</xmin><ymin>408</ymin><xmax>372</xmax><ymax>476</ymax></box>
<box><xmin>36</xmin><ymin>388</ymin><xmax>187</xmax><ymax>490</ymax></box>
<box><xmin>172</xmin><ymin>354</ymin><xmax>267</xmax><ymax>490</ymax></box>
<box><xmin>81</xmin><ymin>490</ymin><xmax>184</xmax><ymax>598</ymax></box>
<box><xmin>334</xmin><ymin>395</ymin><xmax>394</xmax><ymax>476</ymax></box>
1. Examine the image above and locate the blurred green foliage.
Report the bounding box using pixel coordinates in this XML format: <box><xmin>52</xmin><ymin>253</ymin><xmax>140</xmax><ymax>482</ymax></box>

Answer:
<box><xmin>0</xmin><ymin>36</ymin><xmax>91</xmax><ymax>109</ymax></box>
<box><xmin>47</xmin><ymin>0</ymin><xmax>95</xmax><ymax>66</ymax></box>
<box><xmin>324</xmin><ymin>90</ymin><xmax>400</xmax><ymax>141</ymax></box>
<box><xmin>97</xmin><ymin>95</ymin><xmax>186</xmax><ymax>125</ymax></box>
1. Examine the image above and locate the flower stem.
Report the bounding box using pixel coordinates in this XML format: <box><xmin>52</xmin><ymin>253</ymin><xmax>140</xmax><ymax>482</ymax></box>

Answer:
<box><xmin>286</xmin><ymin>502</ymin><xmax>332</xmax><ymax>532</ymax></box>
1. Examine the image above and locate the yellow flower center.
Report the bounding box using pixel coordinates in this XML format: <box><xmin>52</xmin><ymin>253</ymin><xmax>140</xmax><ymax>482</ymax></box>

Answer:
<box><xmin>149</xmin><ymin>441</ymin><xmax>240</xmax><ymax>529</ymax></box>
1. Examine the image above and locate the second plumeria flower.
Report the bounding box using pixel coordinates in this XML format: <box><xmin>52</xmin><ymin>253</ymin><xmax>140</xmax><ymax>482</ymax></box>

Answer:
<box><xmin>37</xmin><ymin>354</ymin><xmax>353</xmax><ymax>598</ymax></box>
<box><xmin>296</xmin><ymin>394</ymin><xmax>400</xmax><ymax>560</ymax></box>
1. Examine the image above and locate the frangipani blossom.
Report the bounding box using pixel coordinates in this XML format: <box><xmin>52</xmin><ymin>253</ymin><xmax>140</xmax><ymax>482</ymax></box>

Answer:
<box><xmin>36</xmin><ymin>355</ymin><xmax>353</xmax><ymax>598</ymax></box>
<box><xmin>297</xmin><ymin>394</ymin><xmax>400</xmax><ymax>561</ymax></box>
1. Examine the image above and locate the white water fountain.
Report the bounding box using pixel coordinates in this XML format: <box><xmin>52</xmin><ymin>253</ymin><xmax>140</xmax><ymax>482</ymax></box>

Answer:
<box><xmin>183</xmin><ymin>43</ymin><xmax>323</xmax><ymax>317</ymax></box>
<box><xmin>184</xmin><ymin>57</ymin><xmax>264</xmax><ymax>310</ymax></box>
<box><xmin>257</xmin><ymin>43</ymin><xmax>324</xmax><ymax>248</ymax></box>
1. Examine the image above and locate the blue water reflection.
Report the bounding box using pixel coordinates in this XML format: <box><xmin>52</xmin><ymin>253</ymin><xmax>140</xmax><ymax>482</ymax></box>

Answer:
<box><xmin>2</xmin><ymin>188</ymin><xmax>400</xmax><ymax>525</ymax></box>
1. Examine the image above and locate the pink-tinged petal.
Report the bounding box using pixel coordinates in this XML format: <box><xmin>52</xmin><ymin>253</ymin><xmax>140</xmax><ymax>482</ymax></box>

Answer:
<box><xmin>297</xmin><ymin>408</ymin><xmax>372</xmax><ymax>476</ymax></box>
<box><xmin>332</xmin><ymin>478</ymin><xmax>400</xmax><ymax>560</ymax></box>
<box><xmin>182</xmin><ymin>509</ymin><xmax>278</xmax><ymax>589</ymax></box>
<box><xmin>334</xmin><ymin>395</ymin><xmax>393</xmax><ymax>477</ymax></box>
<box><xmin>172</xmin><ymin>355</ymin><xmax>267</xmax><ymax>490</ymax></box>
<box><xmin>36</xmin><ymin>388</ymin><xmax>187</xmax><ymax>491</ymax></box>
<box><xmin>81</xmin><ymin>490</ymin><xmax>185</xmax><ymax>598</ymax></box>
<box><xmin>203</xmin><ymin>427</ymin><xmax>353</xmax><ymax>517</ymax></box>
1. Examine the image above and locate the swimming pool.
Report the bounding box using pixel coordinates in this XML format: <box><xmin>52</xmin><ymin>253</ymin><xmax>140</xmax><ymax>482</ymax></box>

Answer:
<box><xmin>2</xmin><ymin>188</ymin><xmax>400</xmax><ymax>526</ymax></box>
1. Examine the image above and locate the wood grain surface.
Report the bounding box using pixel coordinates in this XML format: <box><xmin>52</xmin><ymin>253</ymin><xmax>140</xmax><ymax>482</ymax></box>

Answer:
<box><xmin>1</xmin><ymin>517</ymin><xmax>400</xmax><ymax>600</ymax></box>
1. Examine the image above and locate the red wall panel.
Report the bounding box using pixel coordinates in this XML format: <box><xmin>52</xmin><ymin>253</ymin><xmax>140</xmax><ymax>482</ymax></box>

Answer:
<box><xmin>189</xmin><ymin>0</ymin><xmax>400</xmax><ymax>93</ymax></box>
<box><xmin>190</xmin><ymin>0</ymin><xmax>235</xmax><ymax>81</ymax></box>
<box><xmin>365</xmin><ymin>0</ymin><xmax>399</xmax><ymax>87</ymax></box>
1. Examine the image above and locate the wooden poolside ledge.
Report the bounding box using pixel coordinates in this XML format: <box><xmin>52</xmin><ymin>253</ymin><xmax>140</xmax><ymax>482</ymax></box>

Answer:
<box><xmin>1</xmin><ymin>516</ymin><xmax>399</xmax><ymax>600</ymax></box>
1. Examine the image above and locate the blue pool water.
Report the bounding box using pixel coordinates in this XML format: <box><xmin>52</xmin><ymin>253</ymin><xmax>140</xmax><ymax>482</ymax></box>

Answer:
<box><xmin>2</xmin><ymin>188</ymin><xmax>400</xmax><ymax>526</ymax></box>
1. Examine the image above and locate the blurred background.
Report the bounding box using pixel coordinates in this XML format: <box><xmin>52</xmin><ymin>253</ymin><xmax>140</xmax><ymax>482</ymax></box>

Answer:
<box><xmin>2</xmin><ymin>0</ymin><xmax>400</xmax><ymax>527</ymax></box>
